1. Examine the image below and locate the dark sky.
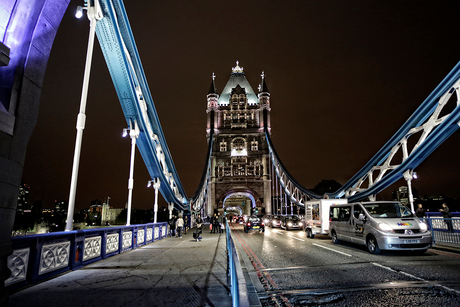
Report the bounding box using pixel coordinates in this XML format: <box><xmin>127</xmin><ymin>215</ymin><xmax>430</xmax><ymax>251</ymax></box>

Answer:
<box><xmin>23</xmin><ymin>0</ymin><xmax>460</xmax><ymax>211</ymax></box>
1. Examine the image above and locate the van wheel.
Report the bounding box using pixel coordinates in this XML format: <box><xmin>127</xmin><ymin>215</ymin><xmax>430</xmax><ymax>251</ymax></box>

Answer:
<box><xmin>306</xmin><ymin>228</ymin><xmax>313</xmax><ymax>239</ymax></box>
<box><xmin>331</xmin><ymin>231</ymin><xmax>340</xmax><ymax>244</ymax></box>
<box><xmin>367</xmin><ymin>235</ymin><xmax>381</xmax><ymax>254</ymax></box>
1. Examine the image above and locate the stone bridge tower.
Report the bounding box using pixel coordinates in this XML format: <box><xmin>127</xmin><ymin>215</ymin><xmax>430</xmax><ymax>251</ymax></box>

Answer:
<box><xmin>205</xmin><ymin>63</ymin><xmax>272</xmax><ymax>218</ymax></box>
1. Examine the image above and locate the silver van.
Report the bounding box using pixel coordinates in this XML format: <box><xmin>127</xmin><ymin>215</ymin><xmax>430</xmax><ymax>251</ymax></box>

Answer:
<box><xmin>329</xmin><ymin>201</ymin><xmax>432</xmax><ymax>254</ymax></box>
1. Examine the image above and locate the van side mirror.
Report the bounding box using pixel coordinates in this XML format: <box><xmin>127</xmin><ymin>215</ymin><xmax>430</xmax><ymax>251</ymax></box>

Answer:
<box><xmin>359</xmin><ymin>213</ymin><xmax>366</xmax><ymax>221</ymax></box>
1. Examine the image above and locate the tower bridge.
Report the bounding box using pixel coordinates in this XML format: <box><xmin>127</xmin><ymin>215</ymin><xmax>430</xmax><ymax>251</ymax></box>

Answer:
<box><xmin>2</xmin><ymin>0</ymin><xmax>460</xmax><ymax>305</ymax></box>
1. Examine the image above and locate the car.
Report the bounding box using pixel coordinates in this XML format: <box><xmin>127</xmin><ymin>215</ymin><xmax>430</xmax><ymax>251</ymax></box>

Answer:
<box><xmin>236</xmin><ymin>216</ymin><xmax>244</xmax><ymax>224</ymax></box>
<box><xmin>329</xmin><ymin>201</ymin><xmax>432</xmax><ymax>254</ymax></box>
<box><xmin>280</xmin><ymin>215</ymin><xmax>303</xmax><ymax>230</ymax></box>
<box><xmin>263</xmin><ymin>215</ymin><xmax>272</xmax><ymax>225</ymax></box>
<box><xmin>268</xmin><ymin>215</ymin><xmax>282</xmax><ymax>228</ymax></box>
<box><xmin>244</xmin><ymin>216</ymin><xmax>265</xmax><ymax>233</ymax></box>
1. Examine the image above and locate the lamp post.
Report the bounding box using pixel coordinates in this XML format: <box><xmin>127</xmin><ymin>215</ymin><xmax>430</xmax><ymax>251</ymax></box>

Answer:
<box><xmin>403</xmin><ymin>169</ymin><xmax>417</xmax><ymax>213</ymax></box>
<box><xmin>148</xmin><ymin>178</ymin><xmax>161</xmax><ymax>223</ymax></box>
<box><xmin>123</xmin><ymin>120</ymin><xmax>139</xmax><ymax>226</ymax></box>
<box><xmin>65</xmin><ymin>0</ymin><xmax>103</xmax><ymax>231</ymax></box>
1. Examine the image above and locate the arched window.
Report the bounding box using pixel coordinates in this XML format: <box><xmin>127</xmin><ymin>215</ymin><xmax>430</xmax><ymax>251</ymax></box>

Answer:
<box><xmin>231</xmin><ymin>138</ymin><xmax>247</xmax><ymax>156</ymax></box>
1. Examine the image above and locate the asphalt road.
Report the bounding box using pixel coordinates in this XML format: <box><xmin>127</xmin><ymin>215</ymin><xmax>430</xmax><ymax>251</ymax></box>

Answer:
<box><xmin>230</xmin><ymin>223</ymin><xmax>460</xmax><ymax>307</ymax></box>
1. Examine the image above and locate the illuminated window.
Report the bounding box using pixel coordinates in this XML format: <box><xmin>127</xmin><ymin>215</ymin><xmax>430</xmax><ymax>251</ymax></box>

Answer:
<box><xmin>251</xmin><ymin>140</ymin><xmax>258</xmax><ymax>151</ymax></box>
<box><xmin>231</xmin><ymin>138</ymin><xmax>247</xmax><ymax>156</ymax></box>
<box><xmin>220</xmin><ymin>141</ymin><xmax>227</xmax><ymax>152</ymax></box>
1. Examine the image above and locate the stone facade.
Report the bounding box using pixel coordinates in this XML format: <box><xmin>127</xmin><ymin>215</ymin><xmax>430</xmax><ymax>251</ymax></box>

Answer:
<box><xmin>205</xmin><ymin>64</ymin><xmax>272</xmax><ymax>217</ymax></box>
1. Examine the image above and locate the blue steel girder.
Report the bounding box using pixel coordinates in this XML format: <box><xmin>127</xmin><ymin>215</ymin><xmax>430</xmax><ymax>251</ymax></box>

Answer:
<box><xmin>94</xmin><ymin>0</ymin><xmax>188</xmax><ymax>210</ymax></box>
<box><xmin>266</xmin><ymin>130</ymin><xmax>322</xmax><ymax>208</ymax></box>
<box><xmin>330</xmin><ymin>61</ymin><xmax>460</xmax><ymax>202</ymax></box>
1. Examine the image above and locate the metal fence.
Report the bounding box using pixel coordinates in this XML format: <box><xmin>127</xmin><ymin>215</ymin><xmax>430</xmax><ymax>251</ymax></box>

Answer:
<box><xmin>421</xmin><ymin>217</ymin><xmax>459</xmax><ymax>245</ymax></box>
<box><xmin>6</xmin><ymin>222</ymin><xmax>168</xmax><ymax>292</ymax></box>
<box><xmin>226</xmin><ymin>222</ymin><xmax>250</xmax><ymax>307</ymax></box>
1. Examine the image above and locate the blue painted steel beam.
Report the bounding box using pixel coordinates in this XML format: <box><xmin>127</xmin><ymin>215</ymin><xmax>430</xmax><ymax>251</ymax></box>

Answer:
<box><xmin>94</xmin><ymin>0</ymin><xmax>188</xmax><ymax>210</ymax></box>
<box><xmin>331</xmin><ymin>61</ymin><xmax>460</xmax><ymax>201</ymax></box>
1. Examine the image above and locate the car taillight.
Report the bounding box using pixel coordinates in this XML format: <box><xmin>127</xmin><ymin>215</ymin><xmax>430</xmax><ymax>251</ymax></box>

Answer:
<box><xmin>247</xmin><ymin>223</ymin><xmax>251</xmax><ymax>227</ymax></box>
<box><xmin>262</xmin><ymin>222</ymin><xmax>264</xmax><ymax>225</ymax></box>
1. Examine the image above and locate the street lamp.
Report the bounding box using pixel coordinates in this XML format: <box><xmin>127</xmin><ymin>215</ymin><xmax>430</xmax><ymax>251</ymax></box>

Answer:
<box><xmin>124</xmin><ymin>120</ymin><xmax>139</xmax><ymax>226</ymax></box>
<box><xmin>65</xmin><ymin>0</ymin><xmax>103</xmax><ymax>231</ymax></box>
<box><xmin>148</xmin><ymin>178</ymin><xmax>161</xmax><ymax>223</ymax></box>
<box><xmin>403</xmin><ymin>169</ymin><xmax>418</xmax><ymax>213</ymax></box>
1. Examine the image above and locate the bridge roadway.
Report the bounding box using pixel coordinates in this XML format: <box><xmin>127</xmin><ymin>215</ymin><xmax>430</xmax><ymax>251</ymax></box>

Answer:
<box><xmin>9</xmin><ymin>227</ymin><xmax>232</xmax><ymax>307</ymax></box>
<box><xmin>230</xmin><ymin>223</ymin><xmax>460</xmax><ymax>306</ymax></box>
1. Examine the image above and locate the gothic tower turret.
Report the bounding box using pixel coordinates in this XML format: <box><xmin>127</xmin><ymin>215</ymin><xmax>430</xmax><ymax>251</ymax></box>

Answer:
<box><xmin>207</xmin><ymin>73</ymin><xmax>219</xmax><ymax>137</ymax></box>
<box><xmin>205</xmin><ymin>62</ymin><xmax>272</xmax><ymax>217</ymax></box>
<box><xmin>258</xmin><ymin>71</ymin><xmax>271</xmax><ymax>133</ymax></box>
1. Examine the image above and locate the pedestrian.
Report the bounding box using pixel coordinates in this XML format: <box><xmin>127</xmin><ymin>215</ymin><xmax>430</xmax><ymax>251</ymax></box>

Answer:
<box><xmin>176</xmin><ymin>214</ymin><xmax>184</xmax><ymax>238</ymax></box>
<box><xmin>415</xmin><ymin>204</ymin><xmax>426</xmax><ymax>218</ymax></box>
<box><xmin>193</xmin><ymin>214</ymin><xmax>203</xmax><ymax>241</ymax></box>
<box><xmin>169</xmin><ymin>215</ymin><xmax>176</xmax><ymax>237</ymax></box>
<box><xmin>218</xmin><ymin>212</ymin><xmax>224</xmax><ymax>233</ymax></box>
<box><xmin>211</xmin><ymin>214</ymin><xmax>218</xmax><ymax>233</ymax></box>
<box><xmin>184</xmin><ymin>216</ymin><xmax>188</xmax><ymax>235</ymax></box>
<box><xmin>440</xmin><ymin>203</ymin><xmax>454</xmax><ymax>233</ymax></box>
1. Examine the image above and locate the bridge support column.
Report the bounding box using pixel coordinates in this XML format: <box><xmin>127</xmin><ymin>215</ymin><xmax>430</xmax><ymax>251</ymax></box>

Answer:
<box><xmin>125</xmin><ymin>120</ymin><xmax>139</xmax><ymax>226</ymax></box>
<box><xmin>404</xmin><ymin>170</ymin><xmax>416</xmax><ymax>213</ymax></box>
<box><xmin>168</xmin><ymin>202</ymin><xmax>174</xmax><ymax>220</ymax></box>
<box><xmin>148</xmin><ymin>178</ymin><xmax>161</xmax><ymax>223</ymax></box>
<box><xmin>65</xmin><ymin>0</ymin><xmax>103</xmax><ymax>232</ymax></box>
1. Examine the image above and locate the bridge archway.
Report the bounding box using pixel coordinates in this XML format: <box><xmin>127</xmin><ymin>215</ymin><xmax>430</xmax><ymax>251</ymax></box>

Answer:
<box><xmin>219</xmin><ymin>190</ymin><xmax>259</xmax><ymax>217</ymax></box>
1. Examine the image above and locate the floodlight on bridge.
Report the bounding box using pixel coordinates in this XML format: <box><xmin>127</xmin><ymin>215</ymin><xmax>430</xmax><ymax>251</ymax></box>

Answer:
<box><xmin>413</xmin><ymin>172</ymin><xmax>418</xmax><ymax>179</ymax></box>
<box><xmin>75</xmin><ymin>6</ymin><xmax>83</xmax><ymax>19</ymax></box>
<box><xmin>122</xmin><ymin>128</ymin><xmax>128</xmax><ymax>137</ymax></box>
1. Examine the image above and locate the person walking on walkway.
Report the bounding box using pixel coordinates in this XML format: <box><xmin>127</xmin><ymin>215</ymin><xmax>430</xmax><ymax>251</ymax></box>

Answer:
<box><xmin>218</xmin><ymin>213</ymin><xmax>224</xmax><ymax>233</ymax></box>
<box><xmin>169</xmin><ymin>215</ymin><xmax>176</xmax><ymax>237</ymax></box>
<box><xmin>176</xmin><ymin>214</ymin><xmax>184</xmax><ymax>238</ymax></box>
<box><xmin>440</xmin><ymin>203</ymin><xmax>454</xmax><ymax>233</ymax></box>
<box><xmin>183</xmin><ymin>216</ymin><xmax>189</xmax><ymax>235</ymax></box>
<box><xmin>211</xmin><ymin>214</ymin><xmax>218</xmax><ymax>233</ymax></box>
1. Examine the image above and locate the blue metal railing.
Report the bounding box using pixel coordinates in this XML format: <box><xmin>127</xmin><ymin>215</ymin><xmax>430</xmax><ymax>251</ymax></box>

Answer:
<box><xmin>226</xmin><ymin>222</ymin><xmax>250</xmax><ymax>307</ymax></box>
<box><xmin>421</xmin><ymin>217</ymin><xmax>459</xmax><ymax>245</ymax></box>
<box><xmin>6</xmin><ymin>222</ymin><xmax>168</xmax><ymax>292</ymax></box>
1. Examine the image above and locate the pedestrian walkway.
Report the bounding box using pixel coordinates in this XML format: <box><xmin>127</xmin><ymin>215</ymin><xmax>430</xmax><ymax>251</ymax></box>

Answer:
<box><xmin>8</xmin><ymin>226</ymin><xmax>232</xmax><ymax>307</ymax></box>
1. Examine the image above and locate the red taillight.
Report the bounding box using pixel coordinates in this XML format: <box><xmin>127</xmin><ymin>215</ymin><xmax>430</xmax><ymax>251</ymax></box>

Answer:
<box><xmin>262</xmin><ymin>222</ymin><xmax>265</xmax><ymax>226</ymax></box>
<box><xmin>247</xmin><ymin>223</ymin><xmax>251</xmax><ymax>227</ymax></box>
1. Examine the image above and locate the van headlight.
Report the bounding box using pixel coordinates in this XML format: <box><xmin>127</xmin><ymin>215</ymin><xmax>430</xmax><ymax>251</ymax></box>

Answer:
<box><xmin>419</xmin><ymin>222</ymin><xmax>428</xmax><ymax>233</ymax></box>
<box><xmin>378</xmin><ymin>223</ymin><xmax>394</xmax><ymax>232</ymax></box>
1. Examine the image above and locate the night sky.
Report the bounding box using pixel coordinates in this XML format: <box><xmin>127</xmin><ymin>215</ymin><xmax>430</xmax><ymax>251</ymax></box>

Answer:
<box><xmin>22</xmin><ymin>0</ymin><xmax>460</xmax><ymax>211</ymax></box>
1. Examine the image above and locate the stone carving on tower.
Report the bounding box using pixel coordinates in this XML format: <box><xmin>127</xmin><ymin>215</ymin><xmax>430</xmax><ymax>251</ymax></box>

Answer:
<box><xmin>205</xmin><ymin>62</ymin><xmax>272</xmax><ymax>217</ymax></box>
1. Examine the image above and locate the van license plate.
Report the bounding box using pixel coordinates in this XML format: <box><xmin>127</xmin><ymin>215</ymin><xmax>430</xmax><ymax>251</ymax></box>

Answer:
<box><xmin>404</xmin><ymin>239</ymin><xmax>420</xmax><ymax>244</ymax></box>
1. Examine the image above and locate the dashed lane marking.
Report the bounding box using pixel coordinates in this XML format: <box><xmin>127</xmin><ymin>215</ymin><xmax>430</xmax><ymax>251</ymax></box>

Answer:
<box><xmin>312</xmin><ymin>243</ymin><xmax>352</xmax><ymax>257</ymax></box>
<box><xmin>372</xmin><ymin>262</ymin><xmax>460</xmax><ymax>295</ymax></box>
<box><xmin>286</xmin><ymin>235</ymin><xmax>305</xmax><ymax>241</ymax></box>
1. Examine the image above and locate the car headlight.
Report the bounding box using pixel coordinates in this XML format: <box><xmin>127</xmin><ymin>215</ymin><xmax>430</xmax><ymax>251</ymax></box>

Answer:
<box><xmin>298</xmin><ymin>222</ymin><xmax>303</xmax><ymax>226</ymax></box>
<box><xmin>288</xmin><ymin>222</ymin><xmax>293</xmax><ymax>226</ymax></box>
<box><xmin>378</xmin><ymin>223</ymin><xmax>394</xmax><ymax>232</ymax></box>
<box><xmin>419</xmin><ymin>222</ymin><xmax>428</xmax><ymax>232</ymax></box>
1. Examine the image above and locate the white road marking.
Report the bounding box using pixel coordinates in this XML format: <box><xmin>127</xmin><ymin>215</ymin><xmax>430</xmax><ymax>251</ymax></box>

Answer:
<box><xmin>312</xmin><ymin>243</ymin><xmax>352</xmax><ymax>257</ymax></box>
<box><xmin>287</xmin><ymin>235</ymin><xmax>305</xmax><ymax>241</ymax></box>
<box><xmin>275</xmin><ymin>231</ymin><xmax>284</xmax><ymax>235</ymax></box>
<box><xmin>371</xmin><ymin>262</ymin><xmax>460</xmax><ymax>295</ymax></box>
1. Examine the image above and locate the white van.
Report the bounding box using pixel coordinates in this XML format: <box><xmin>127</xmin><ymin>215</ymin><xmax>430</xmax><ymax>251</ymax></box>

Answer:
<box><xmin>329</xmin><ymin>201</ymin><xmax>432</xmax><ymax>254</ymax></box>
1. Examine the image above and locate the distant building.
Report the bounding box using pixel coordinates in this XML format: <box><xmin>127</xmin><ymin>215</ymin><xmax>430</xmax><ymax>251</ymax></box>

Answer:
<box><xmin>101</xmin><ymin>202</ymin><xmax>123</xmax><ymax>226</ymax></box>
<box><xmin>392</xmin><ymin>186</ymin><xmax>418</xmax><ymax>206</ymax></box>
<box><xmin>17</xmin><ymin>182</ymin><xmax>30</xmax><ymax>213</ymax></box>
<box><xmin>55</xmin><ymin>200</ymin><xmax>68</xmax><ymax>214</ymax></box>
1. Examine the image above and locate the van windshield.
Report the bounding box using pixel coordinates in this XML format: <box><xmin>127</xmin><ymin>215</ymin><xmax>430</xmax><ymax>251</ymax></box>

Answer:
<box><xmin>363</xmin><ymin>202</ymin><xmax>414</xmax><ymax>218</ymax></box>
